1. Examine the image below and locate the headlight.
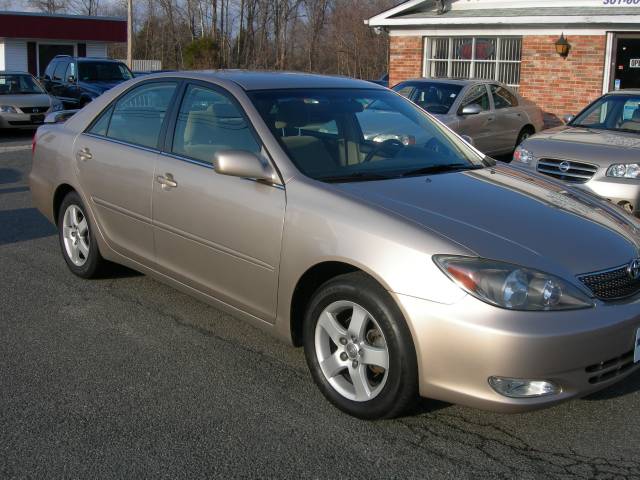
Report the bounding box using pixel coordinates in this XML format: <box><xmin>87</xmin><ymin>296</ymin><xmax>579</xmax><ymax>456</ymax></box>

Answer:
<box><xmin>0</xmin><ymin>105</ymin><xmax>18</xmax><ymax>113</ymax></box>
<box><xmin>513</xmin><ymin>146</ymin><xmax>535</xmax><ymax>165</ymax></box>
<box><xmin>607</xmin><ymin>163</ymin><xmax>640</xmax><ymax>179</ymax></box>
<box><xmin>52</xmin><ymin>102</ymin><xmax>64</xmax><ymax>112</ymax></box>
<box><xmin>433</xmin><ymin>255</ymin><xmax>593</xmax><ymax>311</ymax></box>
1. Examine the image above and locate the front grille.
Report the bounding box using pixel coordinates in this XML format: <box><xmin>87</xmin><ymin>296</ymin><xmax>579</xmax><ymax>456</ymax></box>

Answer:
<box><xmin>536</xmin><ymin>158</ymin><xmax>598</xmax><ymax>183</ymax></box>
<box><xmin>19</xmin><ymin>106</ymin><xmax>48</xmax><ymax>114</ymax></box>
<box><xmin>578</xmin><ymin>265</ymin><xmax>640</xmax><ymax>300</ymax></box>
<box><xmin>585</xmin><ymin>350</ymin><xmax>635</xmax><ymax>384</ymax></box>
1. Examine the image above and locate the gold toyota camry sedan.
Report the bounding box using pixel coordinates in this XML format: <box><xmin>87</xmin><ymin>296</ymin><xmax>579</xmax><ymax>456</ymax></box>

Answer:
<box><xmin>30</xmin><ymin>71</ymin><xmax>640</xmax><ymax>419</ymax></box>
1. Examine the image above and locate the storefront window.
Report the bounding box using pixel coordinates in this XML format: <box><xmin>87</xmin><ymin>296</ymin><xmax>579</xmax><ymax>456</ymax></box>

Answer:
<box><xmin>424</xmin><ymin>37</ymin><xmax>522</xmax><ymax>89</ymax></box>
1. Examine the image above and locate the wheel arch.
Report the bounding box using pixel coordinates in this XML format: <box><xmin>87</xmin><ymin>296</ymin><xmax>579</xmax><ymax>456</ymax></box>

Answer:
<box><xmin>52</xmin><ymin>183</ymin><xmax>77</xmax><ymax>225</ymax></box>
<box><xmin>289</xmin><ymin>260</ymin><xmax>400</xmax><ymax>347</ymax></box>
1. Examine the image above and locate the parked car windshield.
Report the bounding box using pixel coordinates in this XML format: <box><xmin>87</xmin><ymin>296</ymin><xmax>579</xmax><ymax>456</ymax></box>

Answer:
<box><xmin>249</xmin><ymin>88</ymin><xmax>485</xmax><ymax>182</ymax></box>
<box><xmin>78</xmin><ymin>62</ymin><xmax>133</xmax><ymax>82</ymax></box>
<box><xmin>0</xmin><ymin>74</ymin><xmax>45</xmax><ymax>94</ymax></box>
<box><xmin>571</xmin><ymin>94</ymin><xmax>640</xmax><ymax>133</ymax></box>
<box><xmin>393</xmin><ymin>82</ymin><xmax>463</xmax><ymax>114</ymax></box>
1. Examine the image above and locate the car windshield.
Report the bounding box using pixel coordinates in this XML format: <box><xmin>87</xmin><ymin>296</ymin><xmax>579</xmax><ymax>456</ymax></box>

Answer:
<box><xmin>571</xmin><ymin>94</ymin><xmax>640</xmax><ymax>134</ymax></box>
<box><xmin>78</xmin><ymin>62</ymin><xmax>133</xmax><ymax>82</ymax></box>
<box><xmin>394</xmin><ymin>82</ymin><xmax>463</xmax><ymax>114</ymax></box>
<box><xmin>249</xmin><ymin>88</ymin><xmax>485</xmax><ymax>182</ymax></box>
<box><xmin>0</xmin><ymin>74</ymin><xmax>45</xmax><ymax>94</ymax></box>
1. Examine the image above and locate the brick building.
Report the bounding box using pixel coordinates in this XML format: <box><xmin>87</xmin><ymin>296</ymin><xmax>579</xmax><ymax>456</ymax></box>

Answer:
<box><xmin>367</xmin><ymin>0</ymin><xmax>640</xmax><ymax>126</ymax></box>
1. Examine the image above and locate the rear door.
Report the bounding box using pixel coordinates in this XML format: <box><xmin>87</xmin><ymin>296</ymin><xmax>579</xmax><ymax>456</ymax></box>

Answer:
<box><xmin>488</xmin><ymin>84</ymin><xmax>522</xmax><ymax>153</ymax></box>
<box><xmin>152</xmin><ymin>81</ymin><xmax>286</xmax><ymax>322</ymax></box>
<box><xmin>75</xmin><ymin>79</ymin><xmax>180</xmax><ymax>265</ymax></box>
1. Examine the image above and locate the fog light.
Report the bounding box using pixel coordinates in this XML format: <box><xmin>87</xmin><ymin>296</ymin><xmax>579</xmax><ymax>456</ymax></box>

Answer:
<box><xmin>489</xmin><ymin>376</ymin><xmax>560</xmax><ymax>398</ymax></box>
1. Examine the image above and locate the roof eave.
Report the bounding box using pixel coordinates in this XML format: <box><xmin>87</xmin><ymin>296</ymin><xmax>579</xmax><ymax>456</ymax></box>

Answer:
<box><xmin>368</xmin><ymin>15</ymin><xmax>640</xmax><ymax>27</ymax></box>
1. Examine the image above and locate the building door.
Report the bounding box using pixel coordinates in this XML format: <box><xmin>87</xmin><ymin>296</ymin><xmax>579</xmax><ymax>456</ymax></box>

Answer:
<box><xmin>38</xmin><ymin>44</ymin><xmax>74</xmax><ymax>76</ymax></box>
<box><xmin>611</xmin><ymin>34</ymin><xmax>640</xmax><ymax>91</ymax></box>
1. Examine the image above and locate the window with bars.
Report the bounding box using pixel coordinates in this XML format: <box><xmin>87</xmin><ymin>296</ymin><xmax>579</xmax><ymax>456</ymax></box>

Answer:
<box><xmin>424</xmin><ymin>37</ymin><xmax>522</xmax><ymax>90</ymax></box>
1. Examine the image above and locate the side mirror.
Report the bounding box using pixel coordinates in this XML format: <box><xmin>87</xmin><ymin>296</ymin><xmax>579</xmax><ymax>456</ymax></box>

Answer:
<box><xmin>562</xmin><ymin>114</ymin><xmax>574</xmax><ymax>124</ymax></box>
<box><xmin>67</xmin><ymin>75</ymin><xmax>75</xmax><ymax>83</ymax></box>
<box><xmin>460</xmin><ymin>135</ymin><xmax>474</xmax><ymax>146</ymax></box>
<box><xmin>213</xmin><ymin>150</ymin><xmax>279</xmax><ymax>184</ymax></box>
<box><xmin>460</xmin><ymin>104</ymin><xmax>482</xmax><ymax>116</ymax></box>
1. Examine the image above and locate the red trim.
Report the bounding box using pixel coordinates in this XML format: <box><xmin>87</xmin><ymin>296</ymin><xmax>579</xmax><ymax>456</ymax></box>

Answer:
<box><xmin>0</xmin><ymin>14</ymin><xmax>126</xmax><ymax>42</ymax></box>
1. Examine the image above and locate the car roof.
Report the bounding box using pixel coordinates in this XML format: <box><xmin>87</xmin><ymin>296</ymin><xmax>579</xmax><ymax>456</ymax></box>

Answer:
<box><xmin>142</xmin><ymin>70</ymin><xmax>386</xmax><ymax>91</ymax></box>
<box><xmin>397</xmin><ymin>78</ymin><xmax>488</xmax><ymax>87</ymax></box>
<box><xmin>606</xmin><ymin>89</ymin><xmax>640</xmax><ymax>95</ymax></box>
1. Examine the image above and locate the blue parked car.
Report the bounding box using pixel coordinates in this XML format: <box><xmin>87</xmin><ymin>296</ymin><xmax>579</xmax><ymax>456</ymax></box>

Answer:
<box><xmin>40</xmin><ymin>56</ymin><xmax>133</xmax><ymax>108</ymax></box>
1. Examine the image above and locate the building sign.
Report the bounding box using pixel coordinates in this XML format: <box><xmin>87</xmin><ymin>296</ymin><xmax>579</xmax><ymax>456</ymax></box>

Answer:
<box><xmin>631</xmin><ymin>59</ymin><xmax>640</xmax><ymax>68</ymax></box>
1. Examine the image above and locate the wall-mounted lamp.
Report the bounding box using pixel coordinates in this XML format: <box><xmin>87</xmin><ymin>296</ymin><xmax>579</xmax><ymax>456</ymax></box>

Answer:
<box><xmin>555</xmin><ymin>33</ymin><xmax>571</xmax><ymax>58</ymax></box>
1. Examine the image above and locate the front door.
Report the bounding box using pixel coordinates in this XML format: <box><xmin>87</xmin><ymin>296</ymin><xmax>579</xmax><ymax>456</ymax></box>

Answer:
<box><xmin>75</xmin><ymin>80</ymin><xmax>180</xmax><ymax>265</ymax></box>
<box><xmin>611</xmin><ymin>34</ymin><xmax>640</xmax><ymax>91</ymax></box>
<box><xmin>152</xmin><ymin>82</ymin><xmax>286</xmax><ymax>322</ymax></box>
<box><xmin>456</xmin><ymin>84</ymin><xmax>496</xmax><ymax>154</ymax></box>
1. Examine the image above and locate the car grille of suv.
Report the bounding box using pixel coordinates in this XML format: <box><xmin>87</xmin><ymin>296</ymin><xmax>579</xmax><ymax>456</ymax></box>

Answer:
<box><xmin>585</xmin><ymin>350</ymin><xmax>636</xmax><ymax>384</ymax></box>
<box><xmin>20</xmin><ymin>106</ymin><xmax>48</xmax><ymax>114</ymax></box>
<box><xmin>578</xmin><ymin>265</ymin><xmax>640</xmax><ymax>300</ymax></box>
<box><xmin>536</xmin><ymin>158</ymin><xmax>598</xmax><ymax>183</ymax></box>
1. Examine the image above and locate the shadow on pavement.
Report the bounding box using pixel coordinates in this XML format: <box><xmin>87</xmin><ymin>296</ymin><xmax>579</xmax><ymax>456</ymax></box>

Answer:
<box><xmin>0</xmin><ymin>168</ymin><xmax>22</xmax><ymax>185</ymax></box>
<box><xmin>0</xmin><ymin>208</ymin><xmax>56</xmax><ymax>245</ymax></box>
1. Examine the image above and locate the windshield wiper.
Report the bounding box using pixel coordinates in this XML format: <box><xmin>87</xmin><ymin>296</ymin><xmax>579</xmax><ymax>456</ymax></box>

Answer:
<box><xmin>317</xmin><ymin>172</ymin><xmax>395</xmax><ymax>183</ymax></box>
<box><xmin>401</xmin><ymin>163</ymin><xmax>483</xmax><ymax>177</ymax></box>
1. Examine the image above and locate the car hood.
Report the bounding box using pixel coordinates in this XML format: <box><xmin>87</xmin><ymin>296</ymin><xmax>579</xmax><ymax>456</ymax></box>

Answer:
<box><xmin>0</xmin><ymin>93</ymin><xmax>53</xmax><ymax>109</ymax></box>
<box><xmin>332</xmin><ymin>164</ymin><xmax>640</xmax><ymax>279</ymax></box>
<box><xmin>78</xmin><ymin>80</ymin><xmax>125</xmax><ymax>94</ymax></box>
<box><xmin>526</xmin><ymin>126</ymin><xmax>640</xmax><ymax>166</ymax></box>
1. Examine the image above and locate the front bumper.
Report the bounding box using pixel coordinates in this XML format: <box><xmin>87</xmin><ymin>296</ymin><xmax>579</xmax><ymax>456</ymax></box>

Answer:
<box><xmin>0</xmin><ymin>111</ymin><xmax>47</xmax><ymax>129</ymax></box>
<box><xmin>394</xmin><ymin>291</ymin><xmax>640</xmax><ymax>412</ymax></box>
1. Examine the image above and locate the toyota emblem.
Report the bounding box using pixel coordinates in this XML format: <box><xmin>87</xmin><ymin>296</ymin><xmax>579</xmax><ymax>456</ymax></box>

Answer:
<box><xmin>627</xmin><ymin>258</ymin><xmax>640</xmax><ymax>280</ymax></box>
<box><xmin>558</xmin><ymin>161</ymin><xmax>571</xmax><ymax>173</ymax></box>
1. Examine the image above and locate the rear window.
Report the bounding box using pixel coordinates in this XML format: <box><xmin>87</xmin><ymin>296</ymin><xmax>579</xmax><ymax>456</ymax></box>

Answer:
<box><xmin>78</xmin><ymin>62</ymin><xmax>133</xmax><ymax>82</ymax></box>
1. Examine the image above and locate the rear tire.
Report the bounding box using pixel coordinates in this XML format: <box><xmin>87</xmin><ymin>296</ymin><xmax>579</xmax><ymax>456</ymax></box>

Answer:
<box><xmin>58</xmin><ymin>191</ymin><xmax>105</xmax><ymax>278</ymax></box>
<box><xmin>303</xmin><ymin>272</ymin><xmax>418</xmax><ymax>419</ymax></box>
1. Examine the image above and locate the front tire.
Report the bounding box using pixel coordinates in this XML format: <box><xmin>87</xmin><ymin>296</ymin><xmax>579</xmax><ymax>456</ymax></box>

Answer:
<box><xmin>516</xmin><ymin>126</ymin><xmax>535</xmax><ymax>147</ymax></box>
<box><xmin>303</xmin><ymin>272</ymin><xmax>418</xmax><ymax>419</ymax></box>
<box><xmin>58</xmin><ymin>191</ymin><xmax>104</xmax><ymax>278</ymax></box>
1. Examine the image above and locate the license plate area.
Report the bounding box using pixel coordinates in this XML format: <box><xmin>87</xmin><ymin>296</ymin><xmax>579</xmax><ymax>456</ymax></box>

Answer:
<box><xmin>635</xmin><ymin>328</ymin><xmax>640</xmax><ymax>364</ymax></box>
<box><xmin>30</xmin><ymin>114</ymin><xmax>45</xmax><ymax>124</ymax></box>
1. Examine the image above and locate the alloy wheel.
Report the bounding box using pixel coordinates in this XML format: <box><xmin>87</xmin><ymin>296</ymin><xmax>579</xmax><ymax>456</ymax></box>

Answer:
<box><xmin>314</xmin><ymin>300</ymin><xmax>389</xmax><ymax>402</ymax></box>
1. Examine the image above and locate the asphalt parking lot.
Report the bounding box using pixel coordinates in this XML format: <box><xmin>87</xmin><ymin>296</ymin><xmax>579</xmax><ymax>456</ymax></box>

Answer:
<box><xmin>1</xmin><ymin>133</ymin><xmax>639</xmax><ymax>479</ymax></box>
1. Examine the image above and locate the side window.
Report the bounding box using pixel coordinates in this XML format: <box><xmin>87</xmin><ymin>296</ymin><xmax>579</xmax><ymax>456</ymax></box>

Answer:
<box><xmin>88</xmin><ymin>105</ymin><xmax>113</xmax><ymax>136</ymax></box>
<box><xmin>461</xmin><ymin>85</ymin><xmax>490</xmax><ymax>112</ymax></box>
<box><xmin>65</xmin><ymin>62</ymin><xmax>76</xmax><ymax>81</ymax></box>
<box><xmin>491</xmin><ymin>85</ymin><xmax>518</xmax><ymax>109</ymax></box>
<box><xmin>394</xmin><ymin>85</ymin><xmax>415</xmax><ymax>99</ymax></box>
<box><xmin>53</xmin><ymin>61</ymin><xmax>68</xmax><ymax>81</ymax></box>
<box><xmin>45</xmin><ymin>61</ymin><xmax>57</xmax><ymax>79</ymax></box>
<box><xmin>172</xmin><ymin>84</ymin><xmax>260</xmax><ymax>164</ymax></box>
<box><xmin>106</xmin><ymin>82</ymin><xmax>178</xmax><ymax>149</ymax></box>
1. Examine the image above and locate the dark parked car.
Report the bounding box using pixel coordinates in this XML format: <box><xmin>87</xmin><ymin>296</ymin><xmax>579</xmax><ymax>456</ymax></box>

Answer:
<box><xmin>40</xmin><ymin>56</ymin><xmax>133</xmax><ymax>108</ymax></box>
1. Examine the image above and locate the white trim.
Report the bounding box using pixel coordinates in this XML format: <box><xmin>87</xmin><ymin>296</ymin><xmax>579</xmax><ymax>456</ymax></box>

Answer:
<box><xmin>389</xmin><ymin>27</ymin><xmax>640</xmax><ymax>36</ymax></box>
<box><xmin>366</xmin><ymin>0</ymin><xmax>427</xmax><ymax>25</ymax></box>
<box><xmin>371</xmin><ymin>15</ymin><xmax>640</xmax><ymax>27</ymax></box>
<box><xmin>603</xmin><ymin>32</ymin><xmax>614</xmax><ymax>94</ymax></box>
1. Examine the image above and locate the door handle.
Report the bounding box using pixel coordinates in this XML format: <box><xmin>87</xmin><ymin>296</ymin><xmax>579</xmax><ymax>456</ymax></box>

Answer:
<box><xmin>76</xmin><ymin>147</ymin><xmax>92</xmax><ymax>162</ymax></box>
<box><xmin>156</xmin><ymin>173</ymin><xmax>178</xmax><ymax>190</ymax></box>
